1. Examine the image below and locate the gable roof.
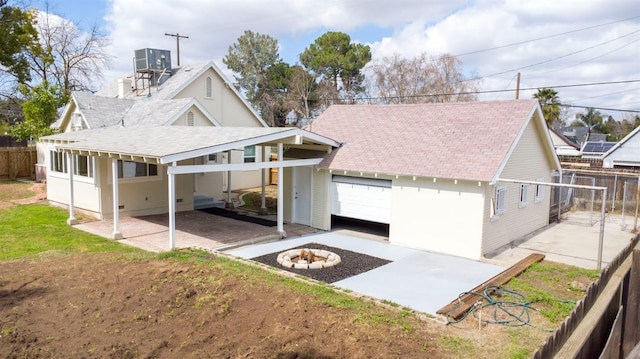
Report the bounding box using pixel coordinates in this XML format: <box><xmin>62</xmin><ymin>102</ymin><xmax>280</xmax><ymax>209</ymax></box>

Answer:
<box><xmin>93</xmin><ymin>61</ymin><xmax>268</xmax><ymax>128</ymax></box>
<box><xmin>602</xmin><ymin>124</ymin><xmax>640</xmax><ymax>159</ymax></box>
<box><xmin>311</xmin><ymin>99</ymin><xmax>559</xmax><ymax>182</ymax></box>
<box><xmin>72</xmin><ymin>91</ymin><xmax>135</xmax><ymax>128</ymax></box>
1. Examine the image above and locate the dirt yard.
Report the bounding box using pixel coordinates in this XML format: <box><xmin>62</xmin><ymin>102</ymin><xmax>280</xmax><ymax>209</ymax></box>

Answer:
<box><xmin>0</xmin><ymin>181</ymin><xmax>594</xmax><ymax>358</ymax></box>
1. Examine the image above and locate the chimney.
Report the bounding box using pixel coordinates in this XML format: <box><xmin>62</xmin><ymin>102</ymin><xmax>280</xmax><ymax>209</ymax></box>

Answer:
<box><xmin>118</xmin><ymin>78</ymin><xmax>133</xmax><ymax>98</ymax></box>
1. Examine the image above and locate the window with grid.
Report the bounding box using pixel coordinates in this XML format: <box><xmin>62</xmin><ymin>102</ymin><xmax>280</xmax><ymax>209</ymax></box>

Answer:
<box><xmin>495</xmin><ymin>185</ymin><xmax>507</xmax><ymax>215</ymax></box>
<box><xmin>74</xmin><ymin>155</ymin><xmax>94</xmax><ymax>178</ymax></box>
<box><xmin>50</xmin><ymin>151</ymin><xmax>67</xmax><ymax>173</ymax></box>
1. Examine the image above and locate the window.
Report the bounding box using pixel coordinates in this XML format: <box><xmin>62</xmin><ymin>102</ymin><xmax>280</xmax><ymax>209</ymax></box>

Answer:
<box><xmin>117</xmin><ymin>160</ymin><xmax>158</xmax><ymax>179</ymax></box>
<box><xmin>244</xmin><ymin>145</ymin><xmax>256</xmax><ymax>163</ymax></box>
<box><xmin>50</xmin><ymin>151</ymin><xmax>67</xmax><ymax>173</ymax></box>
<box><xmin>519</xmin><ymin>184</ymin><xmax>530</xmax><ymax>208</ymax></box>
<box><xmin>205</xmin><ymin>77</ymin><xmax>212</xmax><ymax>98</ymax></box>
<box><xmin>74</xmin><ymin>155</ymin><xmax>94</xmax><ymax>177</ymax></box>
<box><xmin>493</xmin><ymin>185</ymin><xmax>507</xmax><ymax>218</ymax></box>
<box><xmin>186</xmin><ymin>111</ymin><xmax>194</xmax><ymax>126</ymax></box>
<box><xmin>535</xmin><ymin>178</ymin><xmax>544</xmax><ymax>203</ymax></box>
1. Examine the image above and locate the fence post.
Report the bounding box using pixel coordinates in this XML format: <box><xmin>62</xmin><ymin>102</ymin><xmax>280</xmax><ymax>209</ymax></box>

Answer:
<box><xmin>622</xmin><ymin>247</ymin><xmax>640</xmax><ymax>357</ymax></box>
<box><xmin>634</xmin><ymin>177</ymin><xmax>640</xmax><ymax>233</ymax></box>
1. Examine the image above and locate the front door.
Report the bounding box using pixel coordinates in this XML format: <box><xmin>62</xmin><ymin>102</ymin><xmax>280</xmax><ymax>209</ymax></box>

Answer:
<box><xmin>293</xmin><ymin>167</ymin><xmax>312</xmax><ymax>226</ymax></box>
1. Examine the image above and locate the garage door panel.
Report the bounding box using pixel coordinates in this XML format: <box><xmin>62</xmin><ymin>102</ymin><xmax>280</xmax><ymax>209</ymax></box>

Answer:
<box><xmin>331</xmin><ymin>178</ymin><xmax>391</xmax><ymax>224</ymax></box>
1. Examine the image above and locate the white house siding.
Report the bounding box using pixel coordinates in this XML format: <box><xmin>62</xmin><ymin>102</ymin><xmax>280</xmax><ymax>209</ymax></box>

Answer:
<box><xmin>99</xmin><ymin>158</ymin><xmax>194</xmax><ymax>219</ymax></box>
<box><xmin>603</xmin><ymin>134</ymin><xmax>640</xmax><ymax>168</ymax></box>
<box><xmin>311</xmin><ymin>169</ymin><xmax>331</xmax><ymax>230</ymax></box>
<box><xmin>173</xmin><ymin>68</ymin><xmax>262</xmax><ymax>127</ymax></box>
<box><xmin>481</xmin><ymin>119</ymin><xmax>553</xmax><ymax>256</ymax></box>
<box><xmin>282</xmin><ymin>167</ymin><xmax>294</xmax><ymax>223</ymax></box>
<box><xmin>389</xmin><ymin>177</ymin><xmax>485</xmax><ymax>260</ymax></box>
<box><xmin>170</xmin><ymin>106</ymin><xmax>214</xmax><ymax>126</ymax></box>
<box><xmin>45</xmin><ymin>149</ymin><xmax>102</xmax><ymax>218</ymax></box>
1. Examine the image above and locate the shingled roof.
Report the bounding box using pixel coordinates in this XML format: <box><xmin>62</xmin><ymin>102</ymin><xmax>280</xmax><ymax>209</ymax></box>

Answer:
<box><xmin>311</xmin><ymin>99</ymin><xmax>547</xmax><ymax>182</ymax></box>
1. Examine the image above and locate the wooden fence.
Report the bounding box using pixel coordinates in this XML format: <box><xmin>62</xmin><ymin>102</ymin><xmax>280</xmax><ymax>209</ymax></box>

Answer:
<box><xmin>0</xmin><ymin>147</ymin><xmax>37</xmax><ymax>180</ymax></box>
<box><xmin>533</xmin><ymin>234</ymin><xmax>640</xmax><ymax>358</ymax></box>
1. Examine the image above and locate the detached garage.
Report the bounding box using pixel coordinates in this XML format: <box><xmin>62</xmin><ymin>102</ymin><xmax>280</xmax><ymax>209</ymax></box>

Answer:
<box><xmin>307</xmin><ymin>100</ymin><xmax>561</xmax><ymax>260</ymax></box>
<box><xmin>331</xmin><ymin>176</ymin><xmax>391</xmax><ymax>224</ymax></box>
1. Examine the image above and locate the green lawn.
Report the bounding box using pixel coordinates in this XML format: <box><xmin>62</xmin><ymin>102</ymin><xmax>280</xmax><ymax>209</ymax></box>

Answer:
<box><xmin>0</xmin><ymin>204</ymin><xmax>144</xmax><ymax>260</ymax></box>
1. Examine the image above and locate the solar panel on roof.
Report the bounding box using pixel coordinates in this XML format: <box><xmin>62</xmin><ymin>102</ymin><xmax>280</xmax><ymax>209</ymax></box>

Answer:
<box><xmin>582</xmin><ymin>141</ymin><xmax>616</xmax><ymax>153</ymax></box>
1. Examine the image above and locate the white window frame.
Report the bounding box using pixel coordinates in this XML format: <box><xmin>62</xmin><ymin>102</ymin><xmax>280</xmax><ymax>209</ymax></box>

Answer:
<box><xmin>535</xmin><ymin>177</ymin><xmax>544</xmax><ymax>203</ymax></box>
<box><xmin>243</xmin><ymin>145</ymin><xmax>256</xmax><ymax>163</ymax></box>
<box><xmin>205</xmin><ymin>76</ymin><xmax>212</xmax><ymax>98</ymax></box>
<box><xmin>492</xmin><ymin>185</ymin><xmax>507</xmax><ymax>221</ymax></box>
<box><xmin>49</xmin><ymin>150</ymin><xmax>67</xmax><ymax>174</ymax></box>
<box><xmin>108</xmin><ymin>160</ymin><xmax>162</xmax><ymax>184</ymax></box>
<box><xmin>74</xmin><ymin>155</ymin><xmax>94</xmax><ymax>178</ymax></box>
<box><xmin>519</xmin><ymin>184</ymin><xmax>530</xmax><ymax>208</ymax></box>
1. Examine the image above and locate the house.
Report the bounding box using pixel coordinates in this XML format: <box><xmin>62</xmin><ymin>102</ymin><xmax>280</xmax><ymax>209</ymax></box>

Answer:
<box><xmin>40</xmin><ymin>49</ymin><xmax>276</xmax><ymax>221</ymax></box>
<box><xmin>549</xmin><ymin>128</ymin><xmax>580</xmax><ymax>157</ymax></box>
<box><xmin>292</xmin><ymin>99</ymin><xmax>561</xmax><ymax>260</ymax></box>
<box><xmin>602</xmin><ymin>125</ymin><xmax>640</xmax><ymax>169</ymax></box>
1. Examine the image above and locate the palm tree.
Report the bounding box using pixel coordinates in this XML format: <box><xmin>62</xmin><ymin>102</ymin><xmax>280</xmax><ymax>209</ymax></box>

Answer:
<box><xmin>533</xmin><ymin>88</ymin><xmax>561</xmax><ymax>127</ymax></box>
<box><xmin>575</xmin><ymin>107</ymin><xmax>603</xmax><ymax>138</ymax></box>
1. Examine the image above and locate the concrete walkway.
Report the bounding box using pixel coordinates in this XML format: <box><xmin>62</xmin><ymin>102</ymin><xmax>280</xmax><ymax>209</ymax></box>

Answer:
<box><xmin>224</xmin><ymin>231</ymin><xmax>505</xmax><ymax>315</ymax></box>
<box><xmin>485</xmin><ymin>212</ymin><xmax>637</xmax><ymax>270</ymax></box>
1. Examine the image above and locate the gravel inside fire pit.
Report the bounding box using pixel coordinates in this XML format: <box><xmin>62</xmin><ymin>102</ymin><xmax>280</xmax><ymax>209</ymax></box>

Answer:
<box><xmin>251</xmin><ymin>243</ymin><xmax>392</xmax><ymax>284</ymax></box>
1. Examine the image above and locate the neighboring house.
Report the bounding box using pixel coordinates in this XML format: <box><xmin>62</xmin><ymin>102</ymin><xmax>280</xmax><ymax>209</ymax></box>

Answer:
<box><xmin>602</xmin><ymin>125</ymin><xmax>640</xmax><ymax>169</ymax></box>
<box><xmin>293</xmin><ymin>99</ymin><xmax>561</xmax><ymax>260</ymax></box>
<box><xmin>549</xmin><ymin>128</ymin><xmax>580</xmax><ymax>157</ymax></box>
<box><xmin>40</xmin><ymin>50</ymin><xmax>274</xmax><ymax>220</ymax></box>
<box><xmin>580</xmin><ymin>141</ymin><xmax>617</xmax><ymax>159</ymax></box>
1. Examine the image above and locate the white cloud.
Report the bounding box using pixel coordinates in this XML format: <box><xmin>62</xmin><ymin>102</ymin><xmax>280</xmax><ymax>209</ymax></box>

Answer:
<box><xmin>87</xmin><ymin>0</ymin><xmax>640</xmax><ymax>117</ymax></box>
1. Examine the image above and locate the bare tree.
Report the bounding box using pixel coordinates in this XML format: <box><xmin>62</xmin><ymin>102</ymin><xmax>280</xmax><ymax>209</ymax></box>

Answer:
<box><xmin>368</xmin><ymin>53</ymin><xmax>479</xmax><ymax>104</ymax></box>
<box><xmin>285</xmin><ymin>65</ymin><xmax>317</xmax><ymax>125</ymax></box>
<box><xmin>27</xmin><ymin>10</ymin><xmax>110</xmax><ymax>97</ymax></box>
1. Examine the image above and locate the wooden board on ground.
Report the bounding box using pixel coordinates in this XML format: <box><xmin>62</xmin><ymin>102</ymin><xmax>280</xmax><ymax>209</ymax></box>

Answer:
<box><xmin>437</xmin><ymin>253</ymin><xmax>545</xmax><ymax>320</ymax></box>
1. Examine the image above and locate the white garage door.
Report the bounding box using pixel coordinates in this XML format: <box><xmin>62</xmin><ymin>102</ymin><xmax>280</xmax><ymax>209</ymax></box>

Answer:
<box><xmin>331</xmin><ymin>175</ymin><xmax>392</xmax><ymax>224</ymax></box>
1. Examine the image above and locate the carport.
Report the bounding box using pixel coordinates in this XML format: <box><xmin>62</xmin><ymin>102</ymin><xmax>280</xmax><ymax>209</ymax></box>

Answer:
<box><xmin>48</xmin><ymin>126</ymin><xmax>339</xmax><ymax>249</ymax></box>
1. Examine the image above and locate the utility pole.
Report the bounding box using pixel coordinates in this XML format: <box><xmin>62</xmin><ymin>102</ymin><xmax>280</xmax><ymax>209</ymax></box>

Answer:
<box><xmin>515</xmin><ymin>72</ymin><xmax>521</xmax><ymax>99</ymax></box>
<box><xmin>164</xmin><ymin>32</ymin><xmax>189</xmax><ymax>66</ymax></box>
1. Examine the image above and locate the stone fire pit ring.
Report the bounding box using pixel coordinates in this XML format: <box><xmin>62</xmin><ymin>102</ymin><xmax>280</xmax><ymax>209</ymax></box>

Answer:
<box><xmin>276</xmin><ymin>248</ymin><xmax>341</xmax><ymax>269</ymax></box>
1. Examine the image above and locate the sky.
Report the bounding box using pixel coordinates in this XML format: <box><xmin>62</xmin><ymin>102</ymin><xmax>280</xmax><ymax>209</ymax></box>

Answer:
<box><xmin>30</xmin><ymin>0</ymin><xmax>640</xmax><ymax>122</ymax></box>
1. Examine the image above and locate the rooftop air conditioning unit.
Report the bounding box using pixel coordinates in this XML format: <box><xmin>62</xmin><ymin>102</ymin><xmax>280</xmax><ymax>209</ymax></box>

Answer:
<box><xmin>134</xmin><ymin>48</ymin><xmax>171</xmax><ymax>72</ymax></box>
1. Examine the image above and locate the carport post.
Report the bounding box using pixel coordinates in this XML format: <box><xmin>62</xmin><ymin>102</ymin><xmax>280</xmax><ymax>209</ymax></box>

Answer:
<box><xmin>111</xmin><ymin>159</ymin><xmax>122</xmax><ymax>240</ymax></box>
<box><xmin>66</xmin><ymin>153</ymin><xmax>78</xmax><ymax>225</ymax></box>
<box><xmin>277</xmin><ymin>143</ymin><xmax>284</xmax><ymax>235</ymax></box>
<box><xmin>168</xmin><ymin>162</ymin><xmax>176</xmax><ymax>249</ymax></box>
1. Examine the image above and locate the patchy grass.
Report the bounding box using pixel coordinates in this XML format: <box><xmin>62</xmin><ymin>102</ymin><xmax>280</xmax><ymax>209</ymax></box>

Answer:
<box><xmin>503</xmin><ymin>261</ymin><xmax>598</xmax><ymax>324</ymax></box>
<box><xmin>0</xmin><ymin>180</ymin><xmax>34</xmax><ymax>202</ymax></box>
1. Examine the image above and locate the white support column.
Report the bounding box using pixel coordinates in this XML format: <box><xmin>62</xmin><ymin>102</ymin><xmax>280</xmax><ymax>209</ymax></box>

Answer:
<box><xmin>111</xmin><ymin>159</ymin><xmax>122</xmax><ymax>239</ymax></box>
<box><xmin>277</xmin><ymin>143</ymin><xmax>285</xmax><ymax>236</ymax></box>
<box><xmin>226</xmin><ymin>150</ymin><xmax>233</xmax><ymax>208</ymax></box>
<box><xmin>66</xmin><ymin>153</ymin><xmax>78</xmax><ymax>225</ymax></box>
<box><xmin>259</xmin><ymin>146</ymin><xmax>268</xmax><ymax>215</ymax></box>
<box><xmin>168</xmin><ymin>162</ymin><xmax>176</xmax><ymax>249</ymax></box>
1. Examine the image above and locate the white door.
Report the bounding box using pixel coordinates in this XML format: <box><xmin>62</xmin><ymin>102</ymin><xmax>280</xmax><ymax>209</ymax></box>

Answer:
<box><xmin>293</xmin><ymin>167</ymin><xmax>312</xmax><ymax>226</ymax></box>
<box><xmin>331</xmin><ymin>175</ymin><xmax>392</xmax><ymax>224</ymax></box>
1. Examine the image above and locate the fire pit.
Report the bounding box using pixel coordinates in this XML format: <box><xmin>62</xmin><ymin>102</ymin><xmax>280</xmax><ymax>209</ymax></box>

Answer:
<box><xmin>276</xmin><ymin>248</ymin><xmax>341</xmax><ymax>269</ymax></box>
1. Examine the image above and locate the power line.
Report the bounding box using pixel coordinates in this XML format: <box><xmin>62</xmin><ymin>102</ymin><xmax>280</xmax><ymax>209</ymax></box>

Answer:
<box><xmin>559</xmin><ymin>104</ymin><xmax>640</xmax><ymax>114</ymax></box>
<box><xmin>453</xmin><ymin>15</ymin><xmax>640</xmax><ymax>58</ymax></box>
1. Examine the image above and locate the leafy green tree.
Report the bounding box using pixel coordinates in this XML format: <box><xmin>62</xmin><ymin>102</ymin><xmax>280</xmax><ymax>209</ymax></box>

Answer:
<box><xmin>0</xmin><ymin>1</ymin><xmax>39</xmax><ymax>85</ymax></box>
<box><xmin>533</xmin><ymin>88</ymin><xmax>561</xmax><ymax>127</ymax></box>
<box><xmin>10</xmin><ymin>81</ymin><xmax>65</xmax><ymax>141</ymax></box>
<box><xmin>299</xmin><ymin>31</ymin><xmax>371</xmax><ymax>104</ymax></box>
<box><xmin>260</xmin><ymin>61</ymin><xmax>293</xmax><ymax>126</ymax></box>
<box><xmin>574</xmin><ymin>108</ymin><xmax>604</xmax><ymax>133</ymax></box>
<box><xmin>223</xmin><ymin>30</ymin><xmax>281</xmax><ymax>120</ymax></box>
